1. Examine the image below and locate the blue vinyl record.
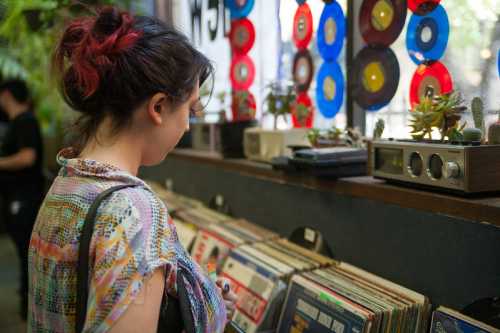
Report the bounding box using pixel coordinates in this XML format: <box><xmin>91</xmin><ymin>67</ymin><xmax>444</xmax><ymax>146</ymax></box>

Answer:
<box><xmin>406</xmin><ymin>4</ymin><xmax>449</xmax><ymax>64</ymax></box>
<box><xmin>225</xmin><ymin>0</ymin><xmax>255</xmax><ymax>19</ymax></box>
<box><xmin>315</xmin><ymin>61</ymin><xmax>344</xmax><ymax>118</ymax></box>
<box><xmin>317</xmin><ymin>1</ymin><xmax>346</xmax><ymax>61</ymax></box>
<box><xmin>498</xmin><ymin>49</ymin><xmax>500</xmax><ymax>78</ymax></box>
<box><xmin>296</xmin><ymin>0</ymin><xmax>306</xmax><ymax>4</ymax></box>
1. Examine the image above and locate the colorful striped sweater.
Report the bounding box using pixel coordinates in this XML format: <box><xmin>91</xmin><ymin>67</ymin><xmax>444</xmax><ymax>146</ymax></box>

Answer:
<box><xmin>28</xmin><ymin>148</ymin><xmax>227</xmax><ymax>332</ymax></box>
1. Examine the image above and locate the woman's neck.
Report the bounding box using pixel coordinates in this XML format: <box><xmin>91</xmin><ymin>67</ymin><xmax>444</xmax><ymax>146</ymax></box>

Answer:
<box><xmin>79</xmin><ymin>120</ymin><xmax>143</xmax><ymax>176</ymax></box>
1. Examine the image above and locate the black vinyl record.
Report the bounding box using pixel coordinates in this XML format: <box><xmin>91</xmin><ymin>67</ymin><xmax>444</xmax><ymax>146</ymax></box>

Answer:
<box><xmin>352</xmin><ymin>46</ymin><xmax>400</xmax><ymax>111</ymax></box>
<box><xmin>293</xmin><ymin>49</ymin><xmax>314</xmax><ymax>93</ymax></box>
<box><xmin>359</xmin><ymin>0</ymin><xmax>407</xmax><ymax>47</ymax></box>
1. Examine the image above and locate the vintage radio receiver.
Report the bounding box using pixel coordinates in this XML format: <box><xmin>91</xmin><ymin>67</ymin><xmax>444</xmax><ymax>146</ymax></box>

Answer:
<box><xmin>371</xmin><ymin>140</ymin><xmax>500</xmax><ymax>193</ymax></box>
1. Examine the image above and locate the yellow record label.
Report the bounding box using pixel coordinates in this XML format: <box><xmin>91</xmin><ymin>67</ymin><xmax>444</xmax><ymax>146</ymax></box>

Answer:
<box><xmin>323</xmin><ymin>76</ymin><xmax>336</xmax><ymax>101</ymax></box>
<box><xmin>371</xmin><ymin>0</ymin><xmax>394</xmax><ymax>32</ymax></box>
<box><xmin>362</xmin><ymin>61</ymin><xmax>385</xmax><ymax>93</ymax></box>
<box><xmin>325</xmin><ymin>17</ymin><xmax>337</xmax><ymax>46</ymax></box>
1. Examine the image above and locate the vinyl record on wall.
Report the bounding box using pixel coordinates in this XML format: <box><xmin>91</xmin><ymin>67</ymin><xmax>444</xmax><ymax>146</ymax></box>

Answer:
<box><xmin>293</xmin><ymin>3</ymin><xmax>314</xmax><ymax>49</ymax></box>
<box><xmin>408</xmin><ymin>0</ymin><xmax>441</xmax><ymax>15</ymax></box>
<box><xmin>315</xmin><ymin>61</ymin><xmax>344</xmax><ymax>118</ymax></box>
<box><xmin>293</xmin><ymin>49</ymin><xmax>314</xmax><ymax>93</ymax></box>
<box><xmin>230</xmin><ymin>54</ymin><xmax>255</xmax><ymax>90</ymax></box>
<box><xmin>229</xmin><ymin>18</ymin><xmax>255</xmax><ymax>54</ymax></box>
<box><xmin>410</xmin><ymin>60</ymin><xmax>453</xmax><ymax>107</ymax></box>
<box><xmin>317</xmin><ymin>1</ymin><xmax>346</xmax><ymax>61</ymax></box>
<box><xmin>359</xmin><ymin>0</ymin><xmax>408</xmax><ymax>47</ymax></box>
<box><xmin>292</xmin><ymin>93</ymin><xmax>314</xmax><ymax>128</ymax></box>
<box><xmin>225</xmin><ymin>0</ymin><xmax>255</xmax><ymax>19</ymax></box>
<box><xmin>352</xmin><ymin>46</ymin><xmax>400</xmax><ymax>111</ymax></box>
<box><xmin>406</xmin><ymin>4</ymin><xmax>449</xmax><ymax>64</ymax></box>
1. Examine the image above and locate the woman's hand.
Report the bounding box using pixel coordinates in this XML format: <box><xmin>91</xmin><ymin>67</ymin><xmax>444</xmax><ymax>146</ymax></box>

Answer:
<box><xmin>216</xmin><ymin>277</ymin><xmax>238</xmax><ymax>320</ymax></box>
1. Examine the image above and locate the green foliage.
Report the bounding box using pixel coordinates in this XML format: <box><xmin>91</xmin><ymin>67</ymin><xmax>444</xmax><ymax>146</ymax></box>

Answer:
<box><xmin>0</xmin><ymin>0</ymin><xmax>134</xmax><ymax>136</ymax></box>
<box><xmin>264</xmin><ymin>82</ymin><xmax>296</xmax><ymax>129</ymax></box>
<box><xmin>409</xmin><ymin>91</ymin><xmax>467</xmax><ymax>141</ymax></box>
<box><xmin>471</xmin><ymin>97</ymin><xmax>485</xmax><ymax>139</ymax></box>
<box><xmin>372</xmin><ymin>118</ymin><xmax>385</xmax><ymax>139</ymax></box>
<box><xmin>294</xmin><ymin>103</ymin><xmax>311</xmax><ymax>127</ymax></box>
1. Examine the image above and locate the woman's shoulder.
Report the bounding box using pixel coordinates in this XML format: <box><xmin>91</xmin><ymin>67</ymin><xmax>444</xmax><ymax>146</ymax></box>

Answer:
<box><xmin>96</xmin><ymin>184</ymin><xmax>169</xmax><ymax>230</ymax></box>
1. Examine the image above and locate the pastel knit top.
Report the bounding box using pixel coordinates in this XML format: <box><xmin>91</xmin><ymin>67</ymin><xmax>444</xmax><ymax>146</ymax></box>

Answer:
<box><xmin>28</xmin><ymin>148</ymin><xmax>227</xmax><ymax>332</ymax></box>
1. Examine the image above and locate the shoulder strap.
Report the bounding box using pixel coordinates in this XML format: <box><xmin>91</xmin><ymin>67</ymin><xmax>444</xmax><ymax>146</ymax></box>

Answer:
<box><xmin>75</xmin><ymin>184</ymin><xmax>136</xmax><ymax>333</ymax></box>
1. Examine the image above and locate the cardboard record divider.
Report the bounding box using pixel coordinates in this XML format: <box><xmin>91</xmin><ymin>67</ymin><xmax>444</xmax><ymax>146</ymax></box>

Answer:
<box><xmin>317</xmin><ymin>1</ymin><xmax>346</xmax><ymax>61</ymax></box>
<box><xmin>293</xmin><ymin>3</ymin><xmax>313</xmax><ymax>50</ymax></box>
<box><xmin>406</xmin><ymin>4</ymin><xmax>449</xmax><ymax>64</ymax></box>
<box><xmin>291</xmin><ymin>93</ymin><xmax>314</xmax><ymax>128</ymax></box>
<box><xmin>410</xmin><ymin>60</ymin><xmax>453</xmax><ymax>107</ymax></box>
<box><xmin>292</xmin><ymin>49</ymin><xmax>314</xmax><ymax>93</ymax></box>
<box><xmin>408</xmin><ymin>0</ymin><xmax>441</xmax><ymax>15</ymax></box>
<box><xmin>359</xmin><ymin>0</ymin><xmax>407</xmax><ymax>47</ymax></box>
<box><xmin>315</xmin><ymin>61</ymin><xmax>344</xmax><ymax>119</ymax></box>
<box><xmin>229</xmin><ymin>18</ymin><xmax>255</xmax><ymax>55</ymax></box>
<box><xmin>352</xmin><ymin>46</ymin><xmax>400</xmax><ymax>111</ymax></box>
<box><xmin>226</xmin><ymin>0</ymin><xmax>255</xmax><ymax>19</ymax></box>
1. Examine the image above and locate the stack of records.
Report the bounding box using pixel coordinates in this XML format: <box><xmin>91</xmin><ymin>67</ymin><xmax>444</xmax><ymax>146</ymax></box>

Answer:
<box><xmin>222</xmin><ymin>219</ymin><xmax>280</xmax><ymax>243</ymax></box>
<box><xmin>190</xmin><ymin>222</ymin><xmax>247</xmax><ymax>269</ymax></box>
<box><xmin>171</xmin><ymin>217</ymin><xmax>198</xmax><ymax>252</ymax></box>
<box><xmin>277</xmin><ymin>262</ymin><xmax>430</xmax><ymax>333</ymax></box>
<box><xmin>145</xmin><ymin>181</ymin><xmax>203</xmax><ymax>214</ymax></box>
<box><xmin>221</xmin><ymin>240</ymin><xmax>335</xmax><ymax>333</ymax></box>
<box><xmin>174</xmin><ymin>205</ymin><xmax>232</xmax><ymax>228</ymax></box>
<box><xmin>430</xmin><ymin>306</ymin><xmax>499</xmax><ymax>333</ymax></box>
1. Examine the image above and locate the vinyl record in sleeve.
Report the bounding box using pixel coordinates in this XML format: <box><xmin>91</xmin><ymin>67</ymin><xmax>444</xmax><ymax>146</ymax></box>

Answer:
<box><xmin>359</xmin><ymin>0</ymin><xmax>407</xmax><ymax>47</ymax></box>
<box><xmin>410</xmin><ymin>60</ymin><xmax>453</xmax><ymax>107</ymax></box>
<box><xmin>230</xmin><ymin>54</ymin><xmax>255</xmax><ymax>90</ymax></box>
<box><xmin>315</xmin><ymin>61</ymin><xmax>344</xmax><ymax>118</ymax></box>
<box><xmin>317</xmin><ymin>1</ymin><xmax>346</xmax><ymax>61</ymax></box>
<box><xmin>293</xmin><ymin>49</ymin><xmax>314</xmax><ymax>93</ymax></box>
<box><xmin>293</xmin><ymin>3</ymin><xmax>313</xmax><ymax>49</ymax></box>
<box><xmin>229</xmin><ymin>18</ymin><xmax>255</xmax><ymax>55</ymax></box>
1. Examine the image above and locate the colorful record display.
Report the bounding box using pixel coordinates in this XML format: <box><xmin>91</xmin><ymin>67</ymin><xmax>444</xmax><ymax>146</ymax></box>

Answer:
<box><xmin>293</xmin><ymin>3</ymin><xmax>313</xmax><ymax>50</ymax></box>
<box><xmin>317</xmin><ymin>1</ymin><xmax>345</xmax><ymax>61</ymax></box>
<box><xmin>292</xmin><ymin>93</ymin><xmax>314</xmax><ymax>128</ymax></box>
<box><xmin>315</xmin><ymin>61</ymin><xmax>344</xmax><ymax>118</ymax></box>
<box><xmin>406</xmin><ymin>4</ymin><xmax>449</xmax><ymax>64</ymax></box>
<box><xmin>225</xmin><ymin>0</ymin><xmax>255</xmax><ymax>19</ymax></box>
<box><xmin>408</xmin><ymin>0</ymin><xmax>441</xmax><ymax>15</ymax></box>
<box><xmin>352</xmin><ymin>46</ymin><xmax>400</xmax><ymax>111</ymax></box>
<box><xmin>359</xmin><ymin>0</ymin><xmax>407</xmax><ymax>47</ymax></box>
<box><xmin>229</xmin><ymin>18</ymin><xmax>255</xmax><ymax>55</ymax></box>
<box><xmin>230</xmin><ymin>54</ymin><xmax>255</xmax><ymax>90</ymax></box>
<box><xmin>293</xmin><ymin>49</ymin><xmax>314</xmax><ymax>92</ymax></box>
<box><xmin>410</xmin><ymin>60</ymin><xmax>453</xmax><ymax>107</ymax></box>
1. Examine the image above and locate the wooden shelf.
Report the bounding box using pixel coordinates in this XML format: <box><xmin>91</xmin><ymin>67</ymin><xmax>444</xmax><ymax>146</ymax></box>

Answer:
<box><xmin>170</xmin><ymin>149</ymin><xmax>500</xmax><ymax>227</ymax></box>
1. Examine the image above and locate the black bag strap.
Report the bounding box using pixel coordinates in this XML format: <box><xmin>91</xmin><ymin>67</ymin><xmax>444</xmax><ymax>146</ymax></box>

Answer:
<box><xmin>75</xmin><ymin>184</ymin><xmax>136</xmax><ymax>333</ymax></box>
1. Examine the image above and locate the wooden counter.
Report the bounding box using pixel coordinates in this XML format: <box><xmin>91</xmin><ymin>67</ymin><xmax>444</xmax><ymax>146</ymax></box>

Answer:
<box><xmin>170</xmin><ymin>149</ymin><xmax>500</xmax><ymax>227</ymax></box>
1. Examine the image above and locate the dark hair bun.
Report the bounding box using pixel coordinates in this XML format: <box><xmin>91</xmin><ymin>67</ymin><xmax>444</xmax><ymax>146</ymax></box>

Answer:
<box><xmin>54</xmin><ymin>6</ymin><xmax>140</xmax><ymax>101</ymax></box>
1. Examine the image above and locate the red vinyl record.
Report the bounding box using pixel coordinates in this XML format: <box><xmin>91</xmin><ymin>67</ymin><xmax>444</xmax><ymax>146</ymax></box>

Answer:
<box><xmin>229</xmin><ymin>18</ymin><xmax>255</xmax><ymax>55</ymax></box>
<box><xmin>410</xmin><ymin>61</ymin><xmax>453</xmax><ymax>107</ymax></box>
<box><xmin>231</xmin><ymin>90</ymin><xmax>256</xmax><ymax>121</ymax></box>
<box><xmin>408</xmin><ymin>0</ymin><xmax>441</xmax><ymax>15</ymax></box>
<box><xmin>359</xmin><ymin>0</ymin><xmax>407</xmax><ymax>47</ymax></box>
<box><xmin>230</xmin><ymin>54</ymin><xmax>255</xmax><ymax>90</ymax></box>
<box><xmin>292</xmin><ymin>93</ymin><xmax>314</xmax><ymax>128</ymax></box>
<box><xmin>293</xmin><ymin>3</ymin><xmax>313</xmax><ymax>49</ymax></box>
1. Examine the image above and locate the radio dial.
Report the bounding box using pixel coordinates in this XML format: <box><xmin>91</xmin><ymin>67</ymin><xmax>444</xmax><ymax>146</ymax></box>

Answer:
<box><xmin>444</xmin><ymin>161</ymin><xmax>461</xmax><ymax>179</ymax></box>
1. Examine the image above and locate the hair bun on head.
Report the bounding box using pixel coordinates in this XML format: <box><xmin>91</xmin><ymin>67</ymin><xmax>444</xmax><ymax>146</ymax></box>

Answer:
<box><xmin>54</xmin><ymin>6</ymin><xmax>141</xmax><ymax>101</ymax></box>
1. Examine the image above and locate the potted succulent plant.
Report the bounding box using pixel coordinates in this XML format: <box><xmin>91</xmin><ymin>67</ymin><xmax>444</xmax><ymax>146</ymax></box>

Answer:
<box><xmin>409</xmin><ymin>90</ymin><xmax>468</xmax><ymax>142</ymax></box>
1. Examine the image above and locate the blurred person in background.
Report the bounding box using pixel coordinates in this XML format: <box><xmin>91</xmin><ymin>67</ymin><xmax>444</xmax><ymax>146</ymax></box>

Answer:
<box><xmin>0</xmin><ymin>79</ymin><xmax>44</xmax><ymax>320</ymax></box>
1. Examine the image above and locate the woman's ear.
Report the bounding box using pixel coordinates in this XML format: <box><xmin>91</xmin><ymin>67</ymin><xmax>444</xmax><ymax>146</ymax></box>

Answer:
<box><xmin>147</xmin><ymin>93</ymin><xmax>169</xmax><ymax>125</ymax></box>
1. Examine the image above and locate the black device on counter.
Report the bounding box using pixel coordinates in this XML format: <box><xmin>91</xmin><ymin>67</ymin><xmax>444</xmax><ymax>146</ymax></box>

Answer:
<box><xmin>272</xmin><ymin>147</ymin><xmax>368</xmax><ymax>178</ymax></box>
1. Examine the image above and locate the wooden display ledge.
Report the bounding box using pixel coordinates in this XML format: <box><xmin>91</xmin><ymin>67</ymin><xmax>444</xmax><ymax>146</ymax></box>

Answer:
<box><xmin>170</xmin><ymin>149</ymin><xmax>500</xmax><ymax>227</ymax></box>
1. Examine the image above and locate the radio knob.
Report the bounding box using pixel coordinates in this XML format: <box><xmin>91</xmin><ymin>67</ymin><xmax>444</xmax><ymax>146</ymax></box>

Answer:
<box><xmin>444</xmin><ymin>161</ymin><xmax>461</xmax><ymax>179</ymax></box>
